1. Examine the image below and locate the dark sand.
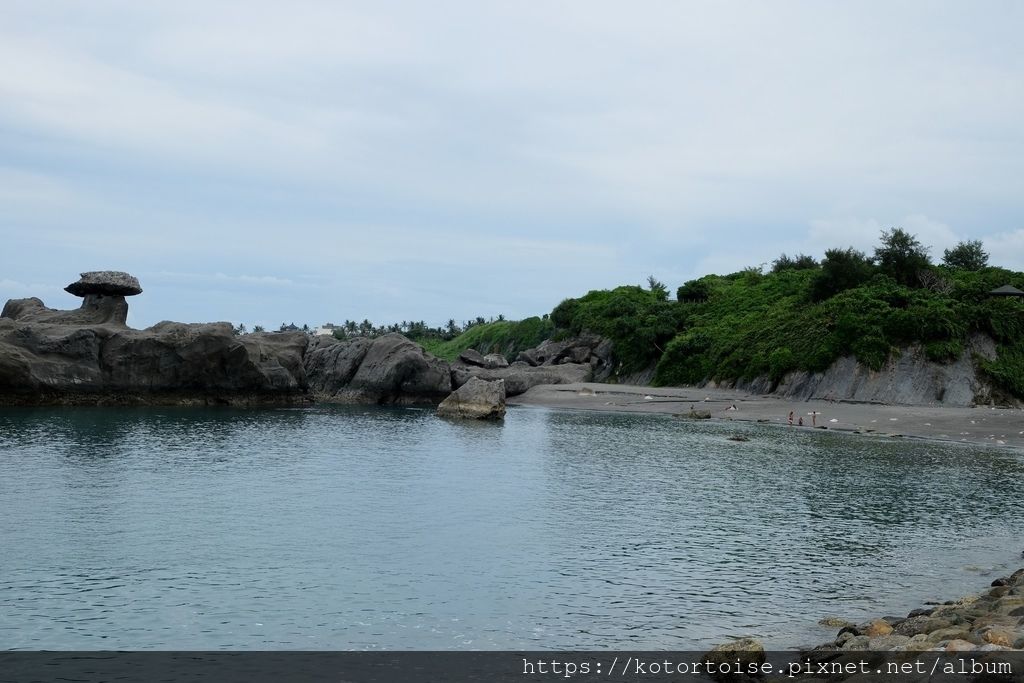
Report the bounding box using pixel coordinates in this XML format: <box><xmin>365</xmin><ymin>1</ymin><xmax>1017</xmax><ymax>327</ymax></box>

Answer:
<box><xmin>510</xmin><ymin>383</ymin><xmax>1024</xmax><ymax>450</ymax></box>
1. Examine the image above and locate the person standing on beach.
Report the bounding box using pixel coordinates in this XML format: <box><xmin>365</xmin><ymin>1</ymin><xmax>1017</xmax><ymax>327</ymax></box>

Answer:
<box><xmin>788</xmin><ymin>410</ymin><xmax>794</xmax><ymax>425</ymax></box>
<box><xmin>798</xmin><ymin>416</ymin><xmax>804</xmax><ymax>426</ymax></box>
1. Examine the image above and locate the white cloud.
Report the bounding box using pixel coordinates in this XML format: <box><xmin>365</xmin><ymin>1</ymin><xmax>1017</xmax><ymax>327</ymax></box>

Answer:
<box><xmin>1</xmin><ymin>2</ymin><xmax>1023</xmax><ymax>325</ymax></box>
<box><xmin>985</xmin><ymin>229</ymin><xmax>1024</xmax><ymax>271</ymax></box>
<box><xmin>806</xmin><ymin>215</ymin><xmax>959</xmax><ymax>259</ymax></box>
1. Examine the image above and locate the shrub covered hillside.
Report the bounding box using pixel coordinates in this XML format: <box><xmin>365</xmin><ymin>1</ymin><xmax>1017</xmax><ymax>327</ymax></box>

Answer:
<box><xmin>418</xmin><ymin>317</ymin><xmax>555</xmax><ymax>362</ymax></box>
<box><xmin>549</xmin><ymin>230</ymin><xmax>1024</xmax><ymax>399</ymax></box>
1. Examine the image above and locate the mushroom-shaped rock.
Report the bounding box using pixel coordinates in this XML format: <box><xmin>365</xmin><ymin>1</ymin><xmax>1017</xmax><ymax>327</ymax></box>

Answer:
<box><xmin>65</xmin><ymin>271</ymin><xmax>143</xmax><ymax>297</ymax></box>
<box><xmin>437</xmin><ymin>377</ymin><xmax>506</xmax><ymax>420</ymax></box>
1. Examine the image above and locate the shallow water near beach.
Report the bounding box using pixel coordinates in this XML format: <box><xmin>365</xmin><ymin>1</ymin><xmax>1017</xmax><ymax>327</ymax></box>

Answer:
<box><xmin>1</xmin><ymin>404</ymin><xmax>1021</xmax><ymax>650</ymax></box>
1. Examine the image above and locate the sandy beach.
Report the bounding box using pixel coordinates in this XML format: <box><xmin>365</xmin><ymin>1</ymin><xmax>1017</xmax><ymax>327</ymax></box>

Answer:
<box><xmin>510</xmin><ymin>382</ymin><xmax>1024</xmax><ymax>451</ymax></box>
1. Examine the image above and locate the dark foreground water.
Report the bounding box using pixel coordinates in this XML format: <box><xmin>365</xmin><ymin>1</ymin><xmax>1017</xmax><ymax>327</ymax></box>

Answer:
<box><xmin>0</xmin><ymin>405</ymin><xmax>1021</xmax><ymax>650</ymax></box>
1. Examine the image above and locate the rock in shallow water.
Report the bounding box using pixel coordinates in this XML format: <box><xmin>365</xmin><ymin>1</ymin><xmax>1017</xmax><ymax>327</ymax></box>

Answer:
<box><xmin>437</xmin><ymin>377</ymin><xmax>506</xmax><ymax>420</ymax></box>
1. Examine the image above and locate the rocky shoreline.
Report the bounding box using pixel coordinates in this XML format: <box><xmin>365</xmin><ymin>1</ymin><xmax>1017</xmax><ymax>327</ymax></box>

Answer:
<box><xmin>0</xmin><ymin>272</ymin><xmax>602</xmax><ymax>409</ymax></box>
<box><xmin>806</xmin><ymin>567</ymin><xmax>1024</xmax><ymax>653</ymax></box>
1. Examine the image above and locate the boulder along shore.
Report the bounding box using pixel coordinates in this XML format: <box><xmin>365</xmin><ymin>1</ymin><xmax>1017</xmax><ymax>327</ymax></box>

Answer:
<box><xmin>809</xmin><ymin>567</ymin><xmax>1024</xmax><ymax>653</ymax></box>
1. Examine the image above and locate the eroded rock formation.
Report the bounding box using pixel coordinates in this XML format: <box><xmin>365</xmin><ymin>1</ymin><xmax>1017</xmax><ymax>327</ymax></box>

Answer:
<box><xmin>304</xmin><ymin>333</ymin><xmax>452</xmax><ymax>404</ymax></box>
<box><xmin>0</xmin><ymin>272</ymin><xmax>308</xmax><ymax>405</ymax></box>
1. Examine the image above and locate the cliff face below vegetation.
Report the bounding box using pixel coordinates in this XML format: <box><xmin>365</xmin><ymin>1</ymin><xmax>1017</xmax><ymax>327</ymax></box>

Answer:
<box><xmin>709</xmin><ymin>334</ymin><xmax>1012</xmax><ymax>407</ymax></box>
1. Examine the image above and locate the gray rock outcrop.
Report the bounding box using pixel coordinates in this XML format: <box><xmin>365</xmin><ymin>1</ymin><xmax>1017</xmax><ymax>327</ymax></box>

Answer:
<box><xmin>515</xmin><ymin>332</ymin><xmax>614</xmax><ymax>381</ymax></box>
<box><xmin>304</xmin><ymin>333</ymin><xmax>452</xmax><ymax>404</ymax></box>
<box><xmin>436</xmin><ymin>377</ymin><xmax>506</xmax><ymax>419</ymax></box>
<box><xmin>456</xmin><ymin>348</ymin><xmax>508</xmax><ymax>369</ymax></box>
<box><xmin>445</xmin><ymin>332</ymin><xmax>611</xmax><ymax>395</ymax></box>
<box><xmin>451</xmin><ymin>360</ymin><xmax>591</xmax><ymax>396</ymax></box>
<box><xmin>0</xmin><ymin>272</ymin><xmax>309</xmax><ymax>405</ymax></box>
<box><xmin>3</xmin><ymin>293</ymin><xmax>130</xmax><ymax>327</ymax></box>
<box><xmin>0</xmin><ymin>316</ymin><xmax>309</xmax><ymax>405</ymax></box>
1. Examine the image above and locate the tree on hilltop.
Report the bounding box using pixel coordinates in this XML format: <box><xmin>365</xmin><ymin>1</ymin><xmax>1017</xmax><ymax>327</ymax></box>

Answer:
<box><xmin>771</xmin><ymin>253</ymin><xmax>819</xmax><ymax>273</ymax></box>
<box><xmin>874</xmin><ymin>228</ymin><xmax>931</xmax><ymax>286</ymax></box>
<box><xmin>646</xmin><ymin>275</ymin><xmax>669</xmax><ymax>300</ymax></box>
<box><xmin>811</xmin><ymin>247</ymin><xmax>875</xmax><ymax>300</ymax></box>
<box><xmin>942</xmin><ymin>239</ymin><xmax>989</xmax><ymax>271</ymax></box>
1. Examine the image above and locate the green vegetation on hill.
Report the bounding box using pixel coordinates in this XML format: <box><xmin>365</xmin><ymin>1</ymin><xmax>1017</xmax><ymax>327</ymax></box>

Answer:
<box><xmin>417</xmin><ymin>317</ymin><xmax>555</xmax><ymax>362</ymax></box>
<box><xmin>548</xmin><ymin>230</ymin><xmax>1024</xmax><ymax>399</ymax></box>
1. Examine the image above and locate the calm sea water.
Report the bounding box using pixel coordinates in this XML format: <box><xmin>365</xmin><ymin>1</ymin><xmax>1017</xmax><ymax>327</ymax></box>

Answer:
<box><xmin>0</xmin><ymin>404</ymin><xmax>1021</xmax><ymax>650</ymax></box>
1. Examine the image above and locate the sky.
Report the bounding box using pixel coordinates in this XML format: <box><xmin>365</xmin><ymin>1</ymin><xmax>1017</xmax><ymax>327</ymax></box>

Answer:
<box><xmin>2</xmin><ymin>1</ymin><xmax>1023</xmax><ymax>329</ymax></box>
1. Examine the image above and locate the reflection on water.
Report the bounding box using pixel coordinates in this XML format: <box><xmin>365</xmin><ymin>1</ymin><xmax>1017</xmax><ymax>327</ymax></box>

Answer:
<box><xmin>0</xmin><ymin>405</ymin><xmax>1021</xmax><ymax>650</ymax></box>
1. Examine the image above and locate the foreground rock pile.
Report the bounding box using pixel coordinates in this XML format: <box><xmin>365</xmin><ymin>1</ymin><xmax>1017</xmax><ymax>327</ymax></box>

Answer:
<box><xmin>813</xmin><ymin>568</ymin><xmax>1024</xmax><ymax>653</ymax></box>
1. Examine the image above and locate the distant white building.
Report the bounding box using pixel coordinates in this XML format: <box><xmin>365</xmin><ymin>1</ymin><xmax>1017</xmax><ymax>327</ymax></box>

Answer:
<box><xmin>313</xmin><ymin>324</ymin><xmax>339</xmax><ymax>336</ymax></box>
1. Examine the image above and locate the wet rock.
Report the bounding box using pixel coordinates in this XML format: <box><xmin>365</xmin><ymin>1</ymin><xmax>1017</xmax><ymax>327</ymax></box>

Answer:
<box><xmin>835</xmin><ymin>631</ymin><xmax>856</xmax><ymax>646</ymax></box>
<box><xmin>981</xmin><ymin>629</ymin><xmax>1014</xmax><ymax>647</ymax></box>
<box><xmin>867</xmin><ymin>634</ymin><xmax>910</xmax><ymax>649</ymax></box>
<box><xmin>819</xmin><ymin>617</ymin><xmax>854</xmax><ymax>628</ymax></box>
<box><xmin>927</xmin><ymin>627</ymin><xmax>977</xmax><ymax>644</ymax></box>
<box><xmin>684</xmin><ymin>409</ymin><xmax>712</xmax><ymax>420</ymax></box>
<box><xmin>437</xmin><ymin>377</ymin><xmax>506</xmax><ymax>420</ymax></box>
<box><xmin>860</xmin><ymin>619</ymin><xmax>893</xmax><ymax>637</ymax></box>
<box><xmin>704</xmin><ymin>638</ymin><xmax>765</xmax><ymax>676</ymax></box>
<box><xmin>893</xmin><ymin>615</ymin><xmax>951</xmax><ymax>637</ymax></box>
<box><xmin>994</xmin><ymin>596</ymin><xmax>1024</xmax><ymax>614</ymax></box>
<box><xmin>841</xmin><ymin>635</ymin><xmax>870</xmax><ymax>650</ymax></box>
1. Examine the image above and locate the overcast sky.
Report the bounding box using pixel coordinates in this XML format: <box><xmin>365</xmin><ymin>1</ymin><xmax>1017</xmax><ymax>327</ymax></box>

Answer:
<box><xmin>2</xmin><ymin>2</ymin><xmax>1023</xmax><ymax>329</ymax></box>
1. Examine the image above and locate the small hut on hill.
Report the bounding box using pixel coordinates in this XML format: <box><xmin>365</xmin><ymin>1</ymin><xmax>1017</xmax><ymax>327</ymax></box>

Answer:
<box><xmin>989</xmin><ymin>285</ymin><xmax>1024</xmax><ymax>297</ymax></box>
